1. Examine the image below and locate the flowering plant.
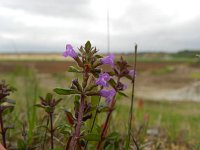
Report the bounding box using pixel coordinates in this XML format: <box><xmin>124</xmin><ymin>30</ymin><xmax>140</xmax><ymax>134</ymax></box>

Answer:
<box><xmin>54</xmin><ymin>41</ymin><xmax>136</xmax><ymax>149</ymax></box>
<box><xmin>0</xmin><ymin>80</ymin><xmax>16</xmax><ymax>149</ymax></box>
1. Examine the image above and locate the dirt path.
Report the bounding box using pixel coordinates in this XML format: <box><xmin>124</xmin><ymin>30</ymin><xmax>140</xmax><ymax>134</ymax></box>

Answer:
<box><xmin>135</xmin><ymin>65</ymin><xmax>200</xmax><ymax>101</ymax></box>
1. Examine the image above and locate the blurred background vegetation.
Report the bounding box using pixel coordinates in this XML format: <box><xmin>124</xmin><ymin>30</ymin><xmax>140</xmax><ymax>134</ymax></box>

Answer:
<box><xmin>0</xmin><ymin>50</ymin><xmax>200</xmax><ymax>149</ymax></box>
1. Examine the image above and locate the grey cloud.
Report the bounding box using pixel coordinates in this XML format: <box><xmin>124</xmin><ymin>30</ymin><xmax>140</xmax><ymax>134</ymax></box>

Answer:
<box><xmin>0</xmin><ymin>0</ymin><xmax>93</xmax><ymax>19</ymax></box>
<box><xmin>0</xmin><ymin>0</ymin><xmax>200</xmax><ymax>53</ymax></box>
<box><xmin>110</xmin><ymin>16</ymin><xmax>200</xmax><ymax>52</ymax></box>
<box><xmin>0</xmin><ymin>14</ymin><xmax>108</xmax><ymax>52</ymax></box>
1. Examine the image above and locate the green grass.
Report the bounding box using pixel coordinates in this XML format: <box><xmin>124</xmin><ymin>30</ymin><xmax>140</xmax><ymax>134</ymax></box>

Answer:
<box><xmin>116</xmin><ymin>100</ymin><xmax>200</xmax><ymax>144</ymax></box>
<box><xmin>1</xmin><ymin>67</ymin><xmax>200</xmax><ymax>147</ymax></box>
<box><xmin>191</xmin><ymin>72</ymin><xmax>200</xmax><ymax>79</ymax></box>
<box><xmin>151</xmin><ymin>66</ymin><xmax>176</xmax><ymax>75</ymax></box>
<box><xmin>137</xmin><ymin>57</ymin><xmax>196</xmax><ymax>63</ymax></box>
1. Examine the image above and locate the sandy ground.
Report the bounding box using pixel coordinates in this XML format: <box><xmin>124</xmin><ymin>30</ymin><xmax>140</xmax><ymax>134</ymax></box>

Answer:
<box><xmin>0</xmin><ymin>60</ymin><xmax>200</xmax><ymax>101</ymax></box>
<box><xmin>135</xmin><ymin>64</ymin><xmax>200</xmax><ymax>101</ymax></box>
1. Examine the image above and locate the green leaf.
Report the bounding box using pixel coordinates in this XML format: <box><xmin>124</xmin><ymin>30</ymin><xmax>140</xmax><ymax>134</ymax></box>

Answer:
<box><xmin>57</xmin><ymin>124</ymin><xmax>71</xmax><ymax>135</ymax></box>
<box><xmin>74</xmin><ymin>98</ymin><xmax>80</xmax><ymax>113</ymax></box>
<box><xmin>107</xmin><ymin>132</ymin><xmax>119</xmax><ymax>140</ymax></box>
<box><xmin>36</xmin><ymin>125</ymin><xmax>49</xmax><ymax>130</ymax></box>
<box><xmin>2</xmin><ymin>105</ymin><xmax>14</xmax><ymax>114</ymax></box>
<box><xmin>91</xmin><ymin>96</ymin><xmax>100</xmax><ymax>106</ymax></box>
<box><xmin>34</xmin><ymin>104</ymin><xmax>45</xmax><ymax>109</ymax></box>
<box><xmin>108</xmin><ymin>78</ymin><xmax>117</xmax><ymax>88</ymax></box>
<box><xmin>75</xmin><ymin>95</ymin><xmax>80</xmax><ymax>101</ymax></box>
<box><xmin>45</xmin><ymin>106</ymin><xmax>53</xmax><ymax>113</ymax></box>
<box><xmin>96</xmin><ymin>124</ymin><xmax>101</xmax><ymax>134</ymax></box>
<box><xmin>68</xmin><ymin>66</ymin><xmax>81</xmax><ymax>73</ymax></box>
<box><xmin>89</xmin><ymin>96</ymin><xmax>100</xmax><ymax>122</ymax></box>
<box><xmin>95</xmin><ymin>55</ymin><xmax>103</xmax><ymax>58</ymax></box>
<box><xmin>107</xmin><ymin>72</ymin><xmax>115</xmax><ymax>76</ymax></box>
<box><xmin>54</xmin><ymin>88</ymin><xmax>78</xmax><ymax>95</ymax></box>
<box><xmin>105</xmin><ymin>144</ymin><xmax>115</xmax><ymax>150</ymax></box>
<box><xmin>123</xmin><ymin>137</ymin><xmax>129</xmax><ymax>150</ymax></box>
<box><xmin>85</xmin><ymin>41</ymin><xmax>91</xmax><ymax>52</ymax></box>
<box><xmin>85</xmin><ymin>96</ymin><xmax>99</xmax><ymax>130</ymax></box>
<box><xmin>45</xmin><ymin>93</ymin><xmax>53</xmax><ymax>101</ymax></box>
<box><xmin>17</xmin><ymin>139</ymin><xmax>26</xmax><ymax>150</ymax></box>
<box><xmin>9</xmin><ymin>86</ymin><xmax>17</xmax><ymax>92</ymax></box>
<box><xmin>55</xmin><ymin>98</ymin><xmax>62</xmax><ymax>105</ymax></box>
<box><xmin>54</xmin><ymin>146</ymin><xmax>64</xmax><ymax>150</ymax></box>
<box><xmin>84</xmin><ymin>133</ymin><xmax>100</xmax><ymax>141</ymax></box>
<box><xmin>117</xmin><ymin>91</ymin><xmax>128</xmax><ymax>98</ymax></box>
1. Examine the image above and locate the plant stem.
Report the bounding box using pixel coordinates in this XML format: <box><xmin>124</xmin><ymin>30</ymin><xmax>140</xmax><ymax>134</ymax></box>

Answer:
<box><xmin>50</xmin><ymin>113</ymin><xmax>54</xmax><ymax>150</ymax></box>
<box><xmin>127</xmin><ymin>44</ymin><xmax>138</xmax><ymax>148</ymax></box>
<box><xmin>70</xmin><ymin>95</ymin><xmax>85</xmax><ymax>150</ymax></box>
<box><xmin>97</xmin><ymin>76</ymin><xmax>120</xmax><ymax>150</ymax></box>
<box><xmin>0</xmin><ymin>113</ymin><xmax>6</xmax><ymax>148</ymax></box>
<box><xmin>131</xmin><ymin>131</ymin><xmax>139</xmax><ymax>150</ymax></box>
<box><xmin>66</xmin><ymin>136</ymin><xmax>72</xmax><ymax>150</ymax></box>
<box><xmin>97</xmin><ymin>107</ymin><xmax>113</xmax><ymax>150</ymax></box>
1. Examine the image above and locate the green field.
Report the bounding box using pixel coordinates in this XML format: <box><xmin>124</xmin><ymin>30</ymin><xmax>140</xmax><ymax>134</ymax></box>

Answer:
<box><xmin>1</xmin><ymin>62</ymin><xmax>200</xmax><ymax>149</ymax></box>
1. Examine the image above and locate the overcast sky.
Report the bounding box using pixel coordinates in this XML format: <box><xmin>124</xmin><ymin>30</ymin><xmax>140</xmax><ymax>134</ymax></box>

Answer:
<box><xmin>0</xmin><ymin>0</ymin><xmax>200</xmax><ymax>53</ymax></box>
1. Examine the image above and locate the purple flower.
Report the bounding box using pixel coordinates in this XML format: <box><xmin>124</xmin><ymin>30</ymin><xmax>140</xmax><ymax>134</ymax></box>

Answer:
<box><xmin>99</xmin><ymin>89</ymin><xmax>116</xmax><ymax>103</ymax></box>
<box><xmin>129</xmin><ymin>70</ymin><xmax>136</xmax><ymax>77</ymax></box>
<box><xmin>96</xmin><ymin>73</ymin><xmax>111</xmax><ymax>87</ymax></box>
<box><xmin>101</xmin><ymin>54</ymin><xmax>115</xmax><ymax>66</ymax></box>
<box><xmin>63</xmin><ymin>44</ymin><xmax>78</xmax><ymax>59</ymax></box>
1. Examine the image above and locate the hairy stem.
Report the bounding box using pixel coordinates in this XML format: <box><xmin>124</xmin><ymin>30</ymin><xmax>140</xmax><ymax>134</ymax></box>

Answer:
<box><xmin>50</xmin><ymin>113</ymin><xmax>54</xmax><ymax>150</ymax></box>
<box><xmin>127</xmin><ymin>44</ymin><xmax>138</xmax><ymax>148</ymax></box>
<box><xmin>70</xmin><ymin>95</ymin><xmax>85</xmax><ymax>150</ymax></box>
<box><xmin>0</xmin><ymin>113</ymin><xmax>6</xmax><ymax>148</ymax></box>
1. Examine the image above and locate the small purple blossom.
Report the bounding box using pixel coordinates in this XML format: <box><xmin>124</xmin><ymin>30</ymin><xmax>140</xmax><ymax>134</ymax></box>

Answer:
<box><xmin>63</xmin><ymin>44</ymin><xmax>78</xmax><ymax>59</ymax></box>
<box><xmin>96</xmin><ymin>73</ymin><xmax>111</xmax><ymax>87</ymax></box>
<box><xmin>101</xmin><ymin>54</ymin><xmax>115</xmax><ymax>66</ymax></box>
<box><xmin>128</xmin><ymin>70</ymin><xmax>136</xmax><ymax>77</ymax></box>
<box><xmin>99</xmin><ymin>89</ymin><xmax>116</xmax><ymax>104</ymax></box>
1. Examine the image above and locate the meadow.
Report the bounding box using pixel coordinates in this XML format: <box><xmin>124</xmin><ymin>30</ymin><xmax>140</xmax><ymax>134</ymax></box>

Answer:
<box><xmin>0</xmin><ymin>50</ymin><xmax>200</xmax><ymax>150</ymax></box>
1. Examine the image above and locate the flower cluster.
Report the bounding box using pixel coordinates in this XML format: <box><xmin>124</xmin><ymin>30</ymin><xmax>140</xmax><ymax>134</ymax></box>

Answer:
<box><xmin>62</xmin><ymin>43</ymin><xmax>118</xmax><ymax>104</ymax></box>
<box><xmin>55</xmin><ymin>41</ymin><xmax>135</xmax><ymax>149</ymax></box>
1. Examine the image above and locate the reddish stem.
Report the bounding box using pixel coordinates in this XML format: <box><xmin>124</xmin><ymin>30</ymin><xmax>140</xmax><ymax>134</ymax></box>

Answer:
<box><xmin>70</xmin><ymin>95</ymin><xmax>85</xmax><ymax>150</ymax></box>
<box><xmin>66</xmin><ymin>136</ymin><xmax>72</xmax><ymax>150</ymax></box>
<box><xmin>97</xmin><ymin>94</ymin><xmax>117</xmax><ymax>150</ymax></box>
<box><xmin>97</xmin><ymin>108</ymin><xmax>113</xmax><ymax>150</ymax></box>
<box><xmin>97</xmin><ymin>77</ymin><xmax>120</xmax><ymax>149</ymax></box>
